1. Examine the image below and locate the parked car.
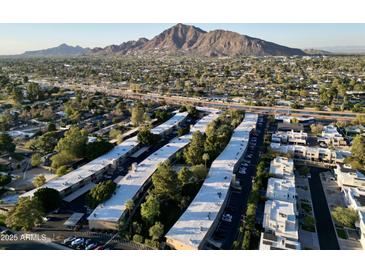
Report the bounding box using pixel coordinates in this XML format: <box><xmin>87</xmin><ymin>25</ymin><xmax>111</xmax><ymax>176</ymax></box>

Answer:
<box><xmin>70</xmin><ymin>238</ymin><xmax>85</xmax><ymax>248</ymax></box>
<box><xmin>222</xmin><ymin>213</ymin><xmax>232</xmax><ymax>222</ymax></box>
<box><xmin>1</xmin><ymin>229</ymin><xmax>13</xmax><ymax>235</ymax></box>
<box><xmin>63</xmin><ymin>236</ymin><xmax>77</xmax><ymax>245</ymax></box>
<box><xmin>85</xmin><ymin>243</ymin><xmax>99</xmax><ymax>250</ymax></box>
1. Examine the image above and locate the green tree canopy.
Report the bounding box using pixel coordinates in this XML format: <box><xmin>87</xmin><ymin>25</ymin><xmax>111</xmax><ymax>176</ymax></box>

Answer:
<box><xmin>151</xmin><ymin>162</ymin><xmax>179</xmax><ymax>199</ymax></box>
<box><xmin>131</xmin><ymin>104</ymin><xmax>145</xmax><ymax>126</ymax></box>
<box><xmin>31</xmin><ymin>153</ymin><xmax>42</xmax><ymax>167</ymax></box>
<box><xmin>190</xmin><ymin>164</ymin><xmax>208</xmax><ymax>182</ymax></box>
<box><xmin>141</xmin><ymin>194</ymin><xmax>161</xmax><ymax>225</ymax></box>
<box><xmin>32</xmin><ymin>175</ymin><xmax>46</xmax><ymax>188</ymax></box>
<box><xmin>332</xmin><ymin>206</ymin><xmax>359</xmax><ymax>228</ymax></box>
<box><xmin>34</xmin><ymin>188</ymin><xmax>61</xmax><ymax>212</ymax></box>
<box><xmin>86</xmin><ymin>180</ymin><xmax>116</xmax><ymax>208</ymax></box>
<box><xmin>184</xmin><ymin>131</ymin><xmax>205</xmax><ymax>165</ymax></box>
<box><xmin>25</xmin><ymin>131</ymin><xmax>58</xmax><ymax>155</ymax></box>
<box><xmin>55</xmin><ymin>127</ymin><xmax>88</xmax><ymax>158</ymax></box>
<box><xmin>0</xmin><ymin>133</ymin><xmax>16</xmax><ymax>154</ymax></box>
<box><xmin>56</xmin><ymin>165</ymin><xmax>72</xmax><ymax>176</ymax></box>
<box><xmin>0</xmin><ymin>174</ymin><xmax>12</xmax><ymax>187</ymax></box>
<box><xmin>5</xmin><ymin>197</ymin><xmax>44</xmax><ymax>231</ymax></box>
<box><xmin>137</xmin><ymin>127</ymin><xmax>160</xmax><ymax>146</ymax></box>
<box><xmin>149</xmin><ymin>222</ymin><xmax>164</xmax><ymax>241</ymax></box>
<box><xmin>351</xmin><ymin>135</ymin><xmax>365</xmax><ymax>169</ymax></box>
<box><xmin>177</xmin><ymin>166</ymin><xmax>194</xmax><ymax>186</ymax></box>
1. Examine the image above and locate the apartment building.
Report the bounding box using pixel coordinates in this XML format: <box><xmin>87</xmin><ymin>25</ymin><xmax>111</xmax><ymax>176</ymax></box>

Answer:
<box><xmin>318</xmin><ymin>124</ymin><xmax>347</xmax><ymax>147</ymax></box>
<box><xmin>266</xmin><ymin>177</ymin><xmax>297</xmax><ymax>203</ymax></box>
<box><xmin>334</xmin><ymin>164</ymin><xmax>365</xmax><ymax>189</ymax></box>
<box><xmin>272</xmin><ymin>130</ymin><xmax>307</xmax><ymax>145</ymax></box>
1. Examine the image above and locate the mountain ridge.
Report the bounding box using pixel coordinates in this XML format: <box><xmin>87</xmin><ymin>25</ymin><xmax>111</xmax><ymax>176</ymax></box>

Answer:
<box><xmin>3</xmin><ymin>24</ymin><xmax>325</xmax><ymax>57</ymax></box>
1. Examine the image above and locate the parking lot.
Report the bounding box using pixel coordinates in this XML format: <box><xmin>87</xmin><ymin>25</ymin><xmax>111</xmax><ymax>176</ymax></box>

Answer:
<box><xmin>207</xmin><ymin>116</ymin><xmax>266</xmax><ymax>249</ymax></box>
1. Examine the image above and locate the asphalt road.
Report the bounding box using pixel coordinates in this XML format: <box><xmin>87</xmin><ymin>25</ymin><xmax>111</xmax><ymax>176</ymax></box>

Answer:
<box><xmin>208</xmin><ymin>116</ymin><xmax>266</xmax><ymax>249</ymax></box>
<box><xmin>308</xmin><ymin>167</ymin><xmax>340</xmax><ymax>250</ymax></box>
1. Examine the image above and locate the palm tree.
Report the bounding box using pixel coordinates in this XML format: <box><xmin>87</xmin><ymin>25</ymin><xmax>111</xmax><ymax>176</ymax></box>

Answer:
<box><xmin>202</xmin><ymin>153</ymin><xmax>210</xmax><ymax>167</ymax></box>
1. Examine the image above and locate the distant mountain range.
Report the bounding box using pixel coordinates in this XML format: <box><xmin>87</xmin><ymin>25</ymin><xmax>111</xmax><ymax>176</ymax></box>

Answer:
<box><xmin>6</xmin><ymin>24</ymin><xmax>363</xmax><ymax>58</ymax></box>
<box><xmin>21</xmin><ymin>43</ymin><xmax>88</xmax><ymax>57</ymax></box>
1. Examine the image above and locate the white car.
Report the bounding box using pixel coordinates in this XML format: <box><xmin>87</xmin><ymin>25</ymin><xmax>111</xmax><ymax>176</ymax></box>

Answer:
<box><xmin>70</xmin><ymin>238</ymin><xmax>85</xmax><ymax>247</ymax></box>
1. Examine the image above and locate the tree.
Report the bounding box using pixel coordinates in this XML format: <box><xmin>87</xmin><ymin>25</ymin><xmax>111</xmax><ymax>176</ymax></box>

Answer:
<box><xmin>47</xmin><ymin>122</ymin><xmax>57</xmax><ymax>132</ymax></box>
<box><xmin>184</xmin><ymin>131</ymin><xmax>205</xmax><ymax>165</ymax></box>
<box><xmin>177</xmin><ymin>166</ymin><xmax>194</xmax><ymax>185</ymax></box>
<box><xmin>0</xmin><ymin>133</ymin><xmax>15</xmax><ymax>154</ymax></box>
<box><xmin>190</xmin><ymin>164</ymin><xmax>208</xmax><ymax>181</ymax></box>
<box><xmin>351</xmin><ymin>135</ymin><xmax>365</xmax><ymax>168</ymax></box>
<box><xmin>31</xmin><ymin>153</ymin><xmax>42</xmax><ymax>167</ymax></box>
<box><xmin>25</xmin><ymin>132</ymin><xmax>58</xmax><ymax>155</ymax></box>
<box><xmin>55</xmin><ymin>127</ymin><xmax>88</xmax><ymax>158</ymax></box>
<box><xmin>178</xmin><ymin>127</ymin><xmax>189</xmax><ymax>137</ymax></box>
<box><xmin>149</xmin><ymin>222</ymin><xmax>164</xmax><ymax>241</ymax></box>
<box><xmin>141</xmin><ymin>194</ymin><xmax>160</xmax><ymax>224</ymax></box>
<box><xmin>186</xmin><ymin>105</ymin><xmax>198</xmax><ymax>118</ymax></box>
<box><xmin>132</xmin><ymin>234</ymin><xmax>144</xmax><ymax>243</ymax></box>
<box><xmin>352</xmin><ymin>115</ymin><xmax>365</xmax><ymax>126</ymax></box>
<box><xmin>151</xmin><ymin>162</ymin><xmax>179</xmax><ymax>199</ymax></box>
<box><xmin>0</xmin><ymin>174</ymin><xmax>11</xmax><ymax>187</ymax></box>
<box><xmin>202</xmin><ymin>153</ymin><xmax>210</xmax><ymax>167</ymax></box>
<box><xmin>137</xmin><ymin>127</ymin><xmax>160</xmax><ymax>146</ymax></box>
<box><xmin>332</xmin><ymin>207</ymin><xmax>358</xmax><ymax>228</ymax></box>
<box><xmin>32</xmin><ymin>175</ymin><xmax>46</xmax><ymax>188</ymax></box>
<box><xmin>50</xmin><ymin>152</ymin><xmax>75</xmax><ymax>169</ymax></box>
<box><xmin>27</xmin><ymin>82</ymin><xmax>42</xmax><ymax>101</ymax></box>
<box><xmin>34</xmin><ymin>188</ymin><xmax>61</xmax><ymax>212</ymax></box>
<box><xmin>310</xmin><ymin>123</ymin><xmax>324</xmax><ymax>136</ymax></box>
<box><xmin>131</xmin><ymin>104</ymin><xmax>144</xmax><ymax>126</ymax></box>
<box><xmin>126</xmin><ymin>199</ymin><xmax>135</xmax><ymax>213</ymax></box>
<box><xmin>154</xmin><ymin>109</ymin><xmax>169</xmax><ymax>122</ymax></box>
<box><xmin>56</xmin><ymin>165</ymin><xmax>72</xmax><ymax>176</ymax></box>
<box><xmin>84</xmin><ymin>140</ymin><xmax>114</xmax><ymax>161</ymax></box>
<box><xmin>5</xmin><ymin>197</ymin><xmax>44</xmax><ymax>231</ymax></box>
<box><xmin>86</xmin><ymin>180</ymin><xmax>116</xmax><ymax>208</ymax></box>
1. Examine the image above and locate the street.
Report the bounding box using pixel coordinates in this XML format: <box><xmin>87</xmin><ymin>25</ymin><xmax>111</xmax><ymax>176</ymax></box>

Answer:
<box><xmin>308</xmin><ymin>167</ymin><xmax>340</xmax><ymax>250</ymax></box>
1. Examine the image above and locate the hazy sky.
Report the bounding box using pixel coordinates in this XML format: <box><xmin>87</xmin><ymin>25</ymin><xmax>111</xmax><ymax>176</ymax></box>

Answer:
<box><xmin>0</xmin><ymin>23</ymin><xmax>364</xmax><ymax>55</ymax></box>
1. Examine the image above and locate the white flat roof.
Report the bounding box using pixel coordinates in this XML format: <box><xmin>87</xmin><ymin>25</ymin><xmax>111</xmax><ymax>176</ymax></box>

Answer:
<box><xmin>165</xmin><ymin>113</ymin><xmax>258</xmax><ymax>249</ymax></box>
<box><xmin>263</xmin><ymin>199</ymin><xmax>298</xmax><ymax>240</ymax></box>
<box><xmin>269</xmin><ymin>157</ymin><xmax>294</xmax><ymax>178</ymax></box>
<box><xmin>88</xmin><ymin>111</ymin><xmax>220</xmax><ymax>224</ymax></box>
<box><xmin>150</xmin><ymin>111</ymin><xmax>188</xmax><ymax>135</ymax></box>
<box><xmin>21</xmin><ymin>112</ymin><xmax>188</xmax><ymax>199</ymax></box>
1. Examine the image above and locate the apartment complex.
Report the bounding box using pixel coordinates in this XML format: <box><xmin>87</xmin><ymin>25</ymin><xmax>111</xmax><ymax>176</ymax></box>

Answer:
<box><xmin>88</xmin><ymin>110</ymin><xmax>220</xmax><ymax>230</ymax></box>
<box><xmin>260</xmin><ymin>156</ymin><xmax>300</xmax><ymax>250</ymax></box>
<box><xmin>21</xmin><ymin>112</ymin><xmax>189</xmax><ymax>202</ymax></box>
<box><xmin>165</xmin><ymin>113</ymin><xmax>258</xmax><ymax>250</ymax></box>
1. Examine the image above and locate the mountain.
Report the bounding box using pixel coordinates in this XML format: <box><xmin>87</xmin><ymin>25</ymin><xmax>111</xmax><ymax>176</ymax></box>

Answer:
<box><xmin>314</xmin><ymin>46</ymin><xmax>365</xmax><ymax>54</ymax></box>
<box><xmin>88</xmin><ymin>24</ymin><xmax>306</xmax><ymax>57</ymax></box>
<box><xmin>7</xmin><ymin>24</ymin><xmax>308</xmax><ymax>58</ymax></box>
<box><xmin>21</xmin><ymin>43</ymin><xmax>87</xmax><ymax>57</ymax></box>
<box><xmin>304</xmin><ymin>48</ymin><xmax>333</xmax><ymax>55</ymax></box>
<box><xmin>188</xmin><ymin>29</ymin><xmax>305</xmax><ymax>57</ymax></box>
<box><xmin>90</xmin><ymin>38</ymin><xmax>148</xmax><ymax>55</ymax></box>
<box><xmin>141</xmin><ymin>23</ymin><xmax>206</xmax><ymax>53</ymax></box>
